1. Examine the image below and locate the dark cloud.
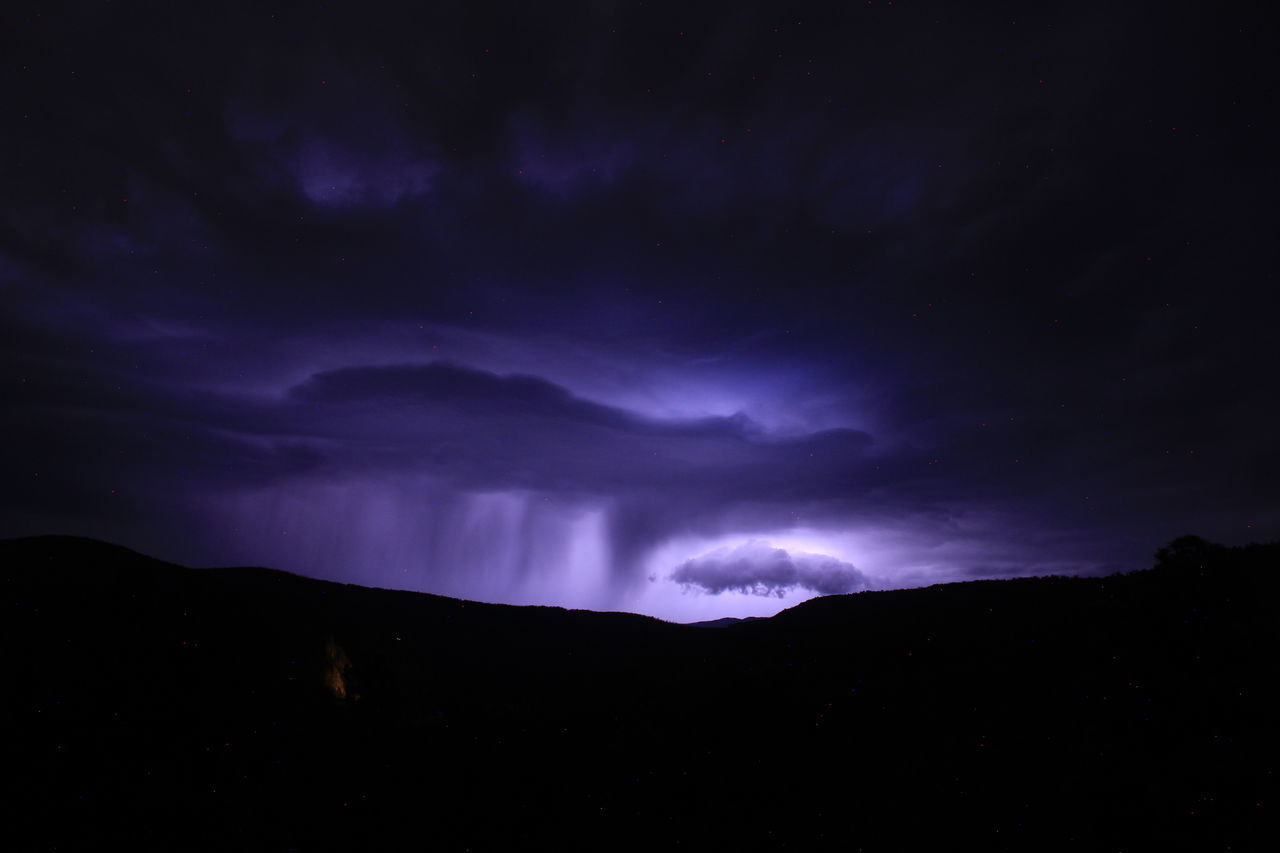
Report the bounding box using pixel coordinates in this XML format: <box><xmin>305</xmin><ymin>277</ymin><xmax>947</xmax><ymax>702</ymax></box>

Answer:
<box><xmin>291</xmin><ymin>361</ymin><xmax>764</xmax><ymax>439</ymax></box>
<box><xmin>0</xmin><ymin>1</ymin><xmax>1276</xmax><ymax>617</ymax></box>
<box><xmin>671</xmin><ymin>541</ymin><xmax>871</xmax><ymax>597</ymax></box>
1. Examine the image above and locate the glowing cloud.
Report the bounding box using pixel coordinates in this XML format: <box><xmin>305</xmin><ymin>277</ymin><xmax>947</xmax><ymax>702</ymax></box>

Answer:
<box><xmin>670</xmin><ymin>540</ymin><xmax>871</xmax><ymax>598</ymax></box>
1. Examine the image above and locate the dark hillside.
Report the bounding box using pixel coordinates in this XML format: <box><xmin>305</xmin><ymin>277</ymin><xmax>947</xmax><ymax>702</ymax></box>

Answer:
<box><xmin>4</xmin><ymin>535</ymin><xmax>1275</xmax><ymax>850</ymax></box>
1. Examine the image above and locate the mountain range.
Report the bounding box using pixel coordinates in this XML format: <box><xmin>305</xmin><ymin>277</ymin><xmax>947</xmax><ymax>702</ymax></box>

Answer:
<box><xmin>4</xmin><ymin>534</ymin><xmax>1274</xmax><ymax>850</ymax></box>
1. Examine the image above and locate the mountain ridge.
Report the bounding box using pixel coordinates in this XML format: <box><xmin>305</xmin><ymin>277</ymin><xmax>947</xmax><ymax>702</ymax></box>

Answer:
<box><xmin>4</xmin><ymin>533</ymin><xmax>1274</xmax><ymax>850</ymax></box>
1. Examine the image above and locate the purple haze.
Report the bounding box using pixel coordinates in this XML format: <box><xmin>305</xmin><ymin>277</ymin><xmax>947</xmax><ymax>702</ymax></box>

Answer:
<box><xmin>2</xmin><ymin>1</ymin><xmax>1276</xmax><ymax>620</ymax></box>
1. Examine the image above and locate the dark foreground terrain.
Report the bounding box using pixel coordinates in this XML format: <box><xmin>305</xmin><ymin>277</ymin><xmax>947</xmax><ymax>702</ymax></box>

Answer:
<box><xmin>3</xmin><ymin>535</ymin><xmax>1276</xmax><ymax>850</ymax></box>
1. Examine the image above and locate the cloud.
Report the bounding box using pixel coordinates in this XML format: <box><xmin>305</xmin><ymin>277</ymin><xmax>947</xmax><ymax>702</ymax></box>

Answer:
<box><xmin>3</xmin><ymin>0</ymin><xmax>1274</xmax><ymax>617</ymax></box>
<box><xmin>284</xmin><ymin>361</ymin><xmax>874</xmax><ymax>494</ymax></box>
<box><xmin>670</xmin><ymin>540</ymin><xmax>871</xmax><ymax>598</ymax></box>
<box><xmin>288</xmin><ymin>360</ymin><xmax>829</xmax><ymax>442</ymax></box>
<box><xmin>292</xmin><ymin>138</ymin><xmax>438</xmax><ymax>210</ymax></box>
<box><xmin>0</xmin><ymin>347</ymin><xmax>892</xmax><ymax>590</ymax></box>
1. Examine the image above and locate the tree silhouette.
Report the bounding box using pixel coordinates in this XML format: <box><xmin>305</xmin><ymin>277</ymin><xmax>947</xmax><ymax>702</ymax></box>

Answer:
<box><xmin>1153</xmin><ymin>534</ymin><xmax>1222</xmax><ymax>569</ymax></box>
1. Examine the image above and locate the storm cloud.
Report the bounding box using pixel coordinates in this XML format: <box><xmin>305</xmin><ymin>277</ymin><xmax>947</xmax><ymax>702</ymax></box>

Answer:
<box><xmin>1</xmin><ymin>1</ymin><xmax>1275</xmax><ymax>620</ymax></box>
<box><xmin>672</xmin><ymin>541</ymin><xmax>871</xmax><ymax>598</ymax></box>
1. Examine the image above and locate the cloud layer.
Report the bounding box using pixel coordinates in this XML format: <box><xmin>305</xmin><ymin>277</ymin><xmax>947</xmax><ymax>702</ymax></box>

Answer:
<box><xmin>671</xmin><ymin>541</ymin><xmax>871</xmax><ymax>598</ymax></box>
<box><xmin>1</xmin><ymin>1</ymin><xmax>1275</xmax><ymax>620</ymax></box>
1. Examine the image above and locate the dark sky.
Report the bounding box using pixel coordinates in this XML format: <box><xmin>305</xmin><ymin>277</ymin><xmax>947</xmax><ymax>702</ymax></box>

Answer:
<box><xmin>2</xmin><ymin>0</ymin><xmax>1276</xmax><ymax>620</ymax></box>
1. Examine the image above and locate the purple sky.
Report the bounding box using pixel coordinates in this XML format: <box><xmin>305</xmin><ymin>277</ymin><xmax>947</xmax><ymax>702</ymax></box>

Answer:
<box><xmin>2</xmin><ymin>1</ymin><xmax>1277</xmax><ymax>620</ymax></box>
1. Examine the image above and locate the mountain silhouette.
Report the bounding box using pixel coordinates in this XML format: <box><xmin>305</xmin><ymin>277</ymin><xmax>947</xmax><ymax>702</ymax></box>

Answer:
<box><xmin>4</xmin><ymin>535</ymin><xmax>1274</xmax><ymax>850</ymax></box>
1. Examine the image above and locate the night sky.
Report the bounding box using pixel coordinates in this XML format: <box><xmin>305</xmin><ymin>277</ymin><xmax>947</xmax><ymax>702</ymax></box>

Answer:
<box><xmin>2</xmin><ymin>1</ymin><xmax>1276</xmax><ymax>621</ymax></box>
